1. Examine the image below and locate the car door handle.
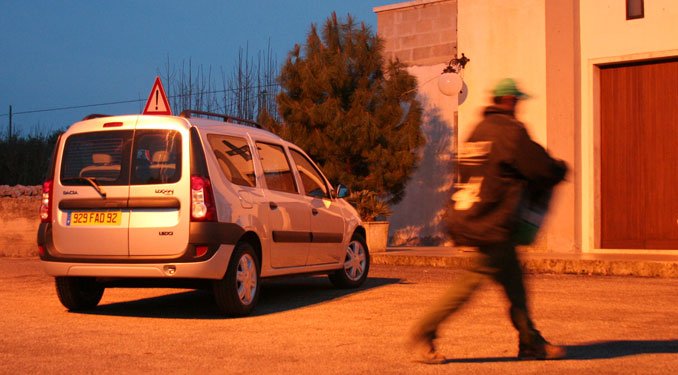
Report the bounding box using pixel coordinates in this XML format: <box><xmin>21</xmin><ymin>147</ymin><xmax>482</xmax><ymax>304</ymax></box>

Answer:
<box><xmin>269</xmin><ymin>202</ymin><xmax>278</xmax><ymax>210</ymax></box>
<box><xmin>311</xmin><ymin>208</ymin><xmax>319</xmax><ymax>215</ymax></box>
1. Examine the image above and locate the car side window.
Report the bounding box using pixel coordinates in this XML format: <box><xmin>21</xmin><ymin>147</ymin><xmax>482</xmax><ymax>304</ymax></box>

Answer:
<box><xmin>208</xmin><ymin>134</ymin><xmax>256</xmax><ymax>187</ymax></box>
<box><xmin>290</xmin><ymin>149</ymin><xmax>329</xmax><ymax>199</ymax></box>
<box><xmin>256</xmin><ymin>142</ymin><xmax>298</xmax><ymax>194</ymax></box>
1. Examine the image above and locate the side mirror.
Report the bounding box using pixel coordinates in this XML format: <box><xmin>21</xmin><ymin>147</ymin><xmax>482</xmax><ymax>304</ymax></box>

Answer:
<box><xmin>336</xmin><ymin>184</ymin><xmax>350</xmax><ymax>199</ymax></box>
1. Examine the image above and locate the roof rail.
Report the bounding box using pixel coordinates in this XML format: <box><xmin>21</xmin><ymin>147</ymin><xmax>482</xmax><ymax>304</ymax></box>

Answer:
<box><xmin>82</xmin><ymin>114</ymin><xmax>111</xmax><ymax>120</ymax></box>
<box><xmin>179</xmin><ymin>110</ymin><xmax>262</xmax><ymax>129</ymax></box>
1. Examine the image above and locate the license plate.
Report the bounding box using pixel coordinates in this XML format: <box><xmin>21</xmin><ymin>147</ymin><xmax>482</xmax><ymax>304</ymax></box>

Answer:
<box><xmin>67</xmin><ymin>211</ymin><xmax>122</xmax><ymax>226</ymax></box>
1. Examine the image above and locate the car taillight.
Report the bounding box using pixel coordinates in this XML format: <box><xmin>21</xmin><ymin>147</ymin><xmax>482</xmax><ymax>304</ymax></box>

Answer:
<box><xmin>39</xmin><ymin>180</ymin><xmax>53</xmax><ymax>223</ymax></box>
<box><xmin>190</xmin><ymin>175</ymin><xmax>216</xmax><ymax>221</ymax></box>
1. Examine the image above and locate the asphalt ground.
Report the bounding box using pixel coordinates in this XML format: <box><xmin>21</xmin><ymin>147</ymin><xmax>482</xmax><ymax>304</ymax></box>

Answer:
<box><xmin>0</xmin><ymin>258</ymin><xmax>676</xmax><ymax>374</ymax></box>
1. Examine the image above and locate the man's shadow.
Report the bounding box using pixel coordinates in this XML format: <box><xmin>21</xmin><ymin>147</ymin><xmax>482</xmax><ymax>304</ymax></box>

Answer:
<box><xmin>443</xmin><ymin>340</ymin><xmax>678</xmax><ymax>363</ymax></box>
<box><xmin>564</xmin><ymin>339</ymin><xmax>678</xmax><ymax>360</ymax></box>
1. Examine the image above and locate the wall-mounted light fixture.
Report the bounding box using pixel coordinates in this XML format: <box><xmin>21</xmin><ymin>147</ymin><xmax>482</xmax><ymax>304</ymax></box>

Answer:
<box><xmin>438</xmin><ymin>53</ymin><xmax>470</xmax><ymax>96</ymax></box>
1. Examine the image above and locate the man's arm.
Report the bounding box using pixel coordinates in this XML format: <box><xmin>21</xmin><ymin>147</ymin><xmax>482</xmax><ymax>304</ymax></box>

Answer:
<box><xmin>512</xmin><ymin>127</ymin><xmax>567</xmax><ymax>188</ymax></box>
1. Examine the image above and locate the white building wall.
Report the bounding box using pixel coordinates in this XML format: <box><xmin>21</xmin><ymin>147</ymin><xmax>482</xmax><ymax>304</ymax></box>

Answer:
<box><xmin>376</xmin><ymin>1</ymin><xmax>462</xmax><ymax>245</ymax></box>
<box><xmin>579</xmin><ymin>0</ymin><xmax>678</xmax><ymax>253</ymax></box>
<box><xmin>389</xmin><ymin>65</ymin><xmax>459</xmax><ymax>245</ymax></box>
<box><xmin>378</xmin><ymin>0</ymin><xmax>677</xmax><ymax>252</ymax></box>
<box><xmin>457</xmin><ymin>0</ymin><xmax>547</xmax><ymax>146</ymax></box>
<box><xmin>456</xmin><ymin>0</ymin><xmax>558</xmax><ymax>252</ymax></box>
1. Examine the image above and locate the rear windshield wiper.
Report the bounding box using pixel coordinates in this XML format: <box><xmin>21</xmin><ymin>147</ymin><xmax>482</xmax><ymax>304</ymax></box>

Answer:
<box><xmin>62</xmin><ymin>177</ymin><xmax>107</xmax><ymax>198</ymax></box>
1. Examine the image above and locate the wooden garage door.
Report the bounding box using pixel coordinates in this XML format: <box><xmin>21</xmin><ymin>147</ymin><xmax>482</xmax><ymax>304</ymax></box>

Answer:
<box><xmin>600</xmin><ymin>58</ymin><xmax>678</xmax><ymax>249</ymax></box>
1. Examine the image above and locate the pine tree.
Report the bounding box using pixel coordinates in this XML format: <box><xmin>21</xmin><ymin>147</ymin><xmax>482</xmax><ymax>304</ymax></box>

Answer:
<box><xmin>275</xmin><ymin>12</ymin><xmax>424</xmax><ymax>205</ymax></box>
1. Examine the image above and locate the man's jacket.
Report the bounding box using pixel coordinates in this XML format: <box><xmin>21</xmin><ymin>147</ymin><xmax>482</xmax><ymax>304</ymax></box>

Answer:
<box><xmin>446</xmin><ymin>106</ymin><xmax>567</xmax><ymax>246</ymax></box>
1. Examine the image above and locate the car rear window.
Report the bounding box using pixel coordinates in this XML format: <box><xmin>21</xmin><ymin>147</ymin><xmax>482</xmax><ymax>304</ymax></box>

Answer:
<box><xmin>61</xmin><ymin>131</ymin><xmax>132</xmax><ymax>185</ymax></box>
<box><xmin>208</xmin><ymin>134</ymin><xmax>256</xmax><ymax>187</ymax></box>
<box><xmin>60</xmin><ymin>129</ymin><xmax>181</xmax><ymax>186</ymax></box>
<box><xmin>131</xmin><ymin>130</ymin><xmax>181</xmax><ymax>184</ymax></box>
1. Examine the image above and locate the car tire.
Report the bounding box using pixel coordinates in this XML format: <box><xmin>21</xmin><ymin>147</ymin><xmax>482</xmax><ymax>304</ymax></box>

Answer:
<box><xmin>55</xmin><ymin>276</ymin><xmax>105</xmax><ymax>311</ymax></box>
<box><xmin>329</xmin><ymin>232</ymin><xmax>370</xmax><ymax>289</ymax></box>
<box><xmin>213</xmin><ymin>242</ymin><xmax>260</xmax><ymax>317</ymax></box>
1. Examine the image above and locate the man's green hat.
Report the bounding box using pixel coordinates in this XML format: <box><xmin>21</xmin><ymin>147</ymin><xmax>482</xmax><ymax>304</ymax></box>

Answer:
<box><xmin>492</xmin><ymin>78</ymin><xmax>529</xmax><ymax>99</ymax></box>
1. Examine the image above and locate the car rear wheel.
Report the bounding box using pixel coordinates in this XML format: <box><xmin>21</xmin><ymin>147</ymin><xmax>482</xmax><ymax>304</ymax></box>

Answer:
<box><xmin>55</xmin><ymin>276</ymin><xmax>105</xmax><ymax>311</ymax></box>
<box><xmin>329</xmin><ymin>232</ymin><xmax>370</xmax><ymax>288</ymax></box>
<box><xmin>213</xmin><ymin>242</ymin><xmax>260</xmax><ymax>317</ymax></box>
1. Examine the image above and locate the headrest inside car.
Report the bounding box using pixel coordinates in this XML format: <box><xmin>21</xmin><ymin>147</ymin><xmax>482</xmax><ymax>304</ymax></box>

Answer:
<box><xmin>152</xmin><ymin>151</ymin><xmax>169</xmax><ymax>163</ymax></box>
<box><xmin>92</xmin><ymin>153</ymin><xmax>112</xmax><ymax>165</ymax></box>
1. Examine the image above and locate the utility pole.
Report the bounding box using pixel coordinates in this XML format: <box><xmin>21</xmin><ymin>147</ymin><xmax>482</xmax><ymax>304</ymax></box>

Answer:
<box><xmin>8</xmin><ymin>105</ymin><xmax>12</xmax><ymax>139</ymax></box>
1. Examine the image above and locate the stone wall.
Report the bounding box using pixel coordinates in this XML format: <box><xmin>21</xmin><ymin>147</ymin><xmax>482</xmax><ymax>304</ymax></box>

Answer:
<box><xmin>0</xmin><ymin>197</ymin><xmax>41</xmax><ymax>257</ymax></box>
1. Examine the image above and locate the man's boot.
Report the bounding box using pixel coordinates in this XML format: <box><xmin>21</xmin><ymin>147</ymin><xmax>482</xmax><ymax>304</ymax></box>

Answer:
<box><xmin>518</xmin><ymin>336</ymin><xmax>567</xmax><ymax>360</ymax></box>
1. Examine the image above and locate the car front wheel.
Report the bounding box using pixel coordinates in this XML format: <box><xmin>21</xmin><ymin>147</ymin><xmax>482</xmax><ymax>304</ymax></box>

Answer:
<box><xmin>213</xmin><ymin>242</ymin><xmax>260</xmax><ymax>317</ymax></box>
<box><xmin>329</xmin><ymin>232</ymin><xmax>370</xmax><ymax>288</ymax></box>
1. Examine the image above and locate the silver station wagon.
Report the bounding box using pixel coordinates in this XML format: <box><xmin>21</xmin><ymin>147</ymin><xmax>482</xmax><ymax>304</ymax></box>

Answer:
<box><xmin>38</xmin><ymin>110</ymin><xmax>369</xmax><ymax>316</ymax></box>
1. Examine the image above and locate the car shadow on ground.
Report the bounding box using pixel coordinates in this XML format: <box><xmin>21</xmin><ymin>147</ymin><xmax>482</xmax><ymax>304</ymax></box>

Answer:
<box><xmin>437</xmin><ymin>339</ymin><xmax>678</xmax><ymax>364</ymax></box>
<box><xmin>80</xmin><ymin>276</ymin><xmax>400</xmax><ymax>319</ymax></box>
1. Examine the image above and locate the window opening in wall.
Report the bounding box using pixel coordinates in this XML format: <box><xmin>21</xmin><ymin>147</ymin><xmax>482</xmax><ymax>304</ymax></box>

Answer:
<box><xmin>626</xmin><ymin>0</ymin><xmax>644</xmax><ymax>20</ymax></box>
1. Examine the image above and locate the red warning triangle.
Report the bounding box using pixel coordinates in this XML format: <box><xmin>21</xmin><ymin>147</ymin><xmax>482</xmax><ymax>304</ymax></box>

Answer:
<box><xmin>143</xmin><ymin>77</ymin><xmax>172</xmax><ymax>115</ymax></box>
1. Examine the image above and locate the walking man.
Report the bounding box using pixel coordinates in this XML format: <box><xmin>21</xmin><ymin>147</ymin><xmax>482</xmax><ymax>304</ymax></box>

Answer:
<box><xmin>409</xmin><ymin>78</ymin><xmax>568</xmax><ymax>364</ymax></box>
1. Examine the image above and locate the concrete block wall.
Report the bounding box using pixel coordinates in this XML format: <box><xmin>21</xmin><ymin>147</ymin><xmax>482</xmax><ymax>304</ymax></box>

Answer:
<box><xmin>375</xmin><ymin>0</ymin><xmax>457</xmax><ymax>66</ymax></box>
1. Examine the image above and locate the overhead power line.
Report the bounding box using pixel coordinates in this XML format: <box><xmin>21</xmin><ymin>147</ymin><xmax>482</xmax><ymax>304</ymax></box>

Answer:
<box><xmin>1</xmin><ymin>99</ymin><xmax>144</xmax><ymax>117</ymax></box>
<box><xmin>0</xmin><ymin>83</ymin><xmax>281</xmax><ymax>118</ymax></box>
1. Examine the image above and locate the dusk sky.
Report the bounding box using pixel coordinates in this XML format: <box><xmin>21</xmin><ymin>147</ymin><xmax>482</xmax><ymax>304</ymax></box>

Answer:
<box><xmin>0</xmin><ymin>0</ymin><xmax>397</xmax><ymax>136</ymax></box>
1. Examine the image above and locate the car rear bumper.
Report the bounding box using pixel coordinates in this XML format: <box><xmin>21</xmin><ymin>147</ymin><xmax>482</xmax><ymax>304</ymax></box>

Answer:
<box><xmin>41</xmin><ymin>243</ymin><xmax>234</xmax><ymax>279</ymax></box>
<box><xmin>37</xmin><ymin>221</ymin><xmax>245</xmax><ymax>279</ymax></box>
